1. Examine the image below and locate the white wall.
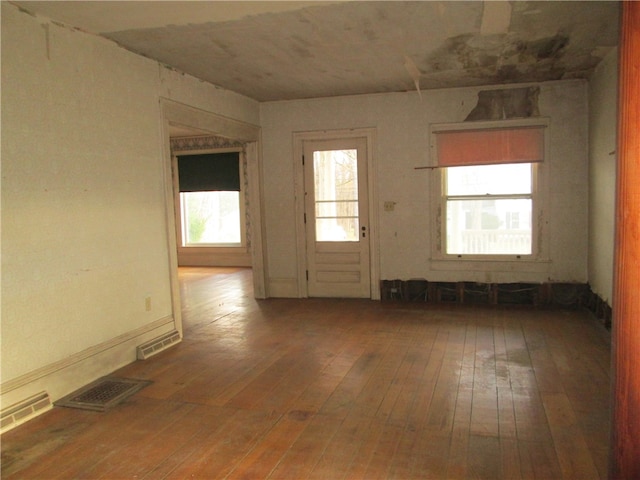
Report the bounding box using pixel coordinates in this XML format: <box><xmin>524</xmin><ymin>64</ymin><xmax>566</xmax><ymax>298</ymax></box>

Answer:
<box><xmin>1</xmin><ymin>0</ymin><xmax>599</xmax><ymax>427</ymax></box>
<box><xmin>260</xmin><ymin>80</ymin><xmax>589</xmax><ymax>296</ymax></box>
<box><xmin>588</xmin><ymin>48</ymin><xmax>618</xmax><ymax>304</ymax></box>
<box><xmin>0</xmin><ymin>3</ymin><xmax>259</xmax><ymax>416</ymax></box>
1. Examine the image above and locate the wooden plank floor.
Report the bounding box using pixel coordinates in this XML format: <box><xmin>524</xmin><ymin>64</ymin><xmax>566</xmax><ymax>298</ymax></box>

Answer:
<box><xmin>1</xmin><ymin>267</ymin><xmax>612</xmax><ymax>479</ymax></box>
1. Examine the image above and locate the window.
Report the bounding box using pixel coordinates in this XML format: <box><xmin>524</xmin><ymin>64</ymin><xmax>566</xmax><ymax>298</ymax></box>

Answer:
<box><xmin>176</xmin><ymin>152</ymin><xmax>244</xmax><ymax>247</ymax></box>
<box><xmin>313</xmin><ymin>149</ymin><xmax>359</xmax><ymax>242</ymax></box>
<box><xmin>505</xmin><ymin>212</ymin><xmax>520</xmax><ymax>229</ymax></box>
<box><xmin>180</xmin><ymin>191</ymin><xmax>242</xmax><ymax>246</ymax></box>
<box><xmin>444</xmin><ymin>163</ymin><xmax>534</xmax><ymax>255</ymax></box>
<box><xmin>432</xmin><ymin>121</ymin><xmax>546</xmax><ymax>258</ymax></box>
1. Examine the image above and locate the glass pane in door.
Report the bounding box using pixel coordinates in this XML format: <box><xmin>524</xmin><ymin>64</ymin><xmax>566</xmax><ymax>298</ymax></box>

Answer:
<box><xmin>313</xmin><ymin>149</ymin><xmax>359</xmax><ymax>241</ymax></box>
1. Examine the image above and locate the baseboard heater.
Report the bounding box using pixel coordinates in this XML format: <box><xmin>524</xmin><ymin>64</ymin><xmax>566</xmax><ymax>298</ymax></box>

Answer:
<box><xmin>136</xmin><ymin>330</ymin><xmax>181</xmax><ymax>360</ymax></box>
<box><xmin>0</xmin><ymin>392</ymin><xmax>51</xmax><ymax>433</ymax></box>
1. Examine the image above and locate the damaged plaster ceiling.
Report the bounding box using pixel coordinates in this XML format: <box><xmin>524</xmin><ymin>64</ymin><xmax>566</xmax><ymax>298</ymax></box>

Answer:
<box><xmin>15</xmin><ymin>1</ymin><xmax>620</xmax><ymax>102</ymax></box>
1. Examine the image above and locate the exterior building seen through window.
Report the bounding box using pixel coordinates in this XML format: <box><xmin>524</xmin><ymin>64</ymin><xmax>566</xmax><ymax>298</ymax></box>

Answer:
<box><xmin>444</xmin><ymin>163</ymin><xmax>534</xmax><ymax>255</ymax></box>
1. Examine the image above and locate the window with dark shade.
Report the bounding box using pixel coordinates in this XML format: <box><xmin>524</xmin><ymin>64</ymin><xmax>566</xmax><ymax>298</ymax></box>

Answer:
<box><xmin>176</xmin><ymin>151</ymin><xmax>244</xmax><ymax>247</ymax></box>
<box><xmin>177</xmin><ymin>152</ymin><xmax>240</xmax><ymax>192</ymax></box>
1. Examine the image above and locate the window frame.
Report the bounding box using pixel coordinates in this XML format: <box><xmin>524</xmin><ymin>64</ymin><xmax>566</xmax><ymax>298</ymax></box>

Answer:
<box><xmin>441</xmin><ymin>162</ymin><xmax>538</xmax><ymax>258</ymax></box>
<box><xmin>429</xmin><ymin>118</ymin><xmax>549</xmax><ymax>264</ymax></box>
<box><xmin>172</xmin><ymin>147</ymin><xmax>247</xmax><ymax>252</ymax></box>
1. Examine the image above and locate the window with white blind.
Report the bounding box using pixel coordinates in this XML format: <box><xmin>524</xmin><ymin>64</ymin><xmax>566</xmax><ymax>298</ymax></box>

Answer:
<box><xmin>431</xmin><ymin>121</ymin><xmax>546</xmax><ymax>258</ymax></box>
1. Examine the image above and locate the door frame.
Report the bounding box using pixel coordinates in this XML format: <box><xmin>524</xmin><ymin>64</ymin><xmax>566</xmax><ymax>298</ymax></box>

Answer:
<box><xmin>293</xmin><ymin>128</ymin><xmax>380</xmax><ymax>299</ymax></box>
<box><xmin>160</xmin><ymin>99</ymin><xmax>268</xmax><ymax>336</ymax></box>
<box><xmin>610</xmin><ymin>1</ymin><xmax>640</xmax><ymax>475</ymax></box>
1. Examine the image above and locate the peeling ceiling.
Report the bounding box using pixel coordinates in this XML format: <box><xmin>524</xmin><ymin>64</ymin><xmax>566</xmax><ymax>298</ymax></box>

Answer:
<box><xmin>14</xmin><ymin>1</ymin><xmax>620</xmax><ymax>102</ymax></box>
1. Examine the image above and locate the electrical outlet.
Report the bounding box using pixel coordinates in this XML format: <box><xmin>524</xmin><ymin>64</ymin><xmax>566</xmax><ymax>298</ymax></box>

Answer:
<box><xmin>145</xmin><ymin>296</ymin><xmax>152</xmax><ymax>311</ymax></box>
<box><xmin>384</xmin><ymin>201</ymin><xmax>396</xmax><ymax>212</ymax></box>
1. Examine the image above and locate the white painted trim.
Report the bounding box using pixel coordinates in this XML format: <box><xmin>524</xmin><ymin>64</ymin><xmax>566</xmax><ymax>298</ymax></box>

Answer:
<box><xmin>0</xmin><ymin>317</ymin><xmax>175</xmax><ymax>428</ymax></box>
<box><xmin>173</xmin><ymin>146</ymin><xmax>243</xmax><ymax>155</ymax></box>
<box><xmin>163</xmin><ymin>100</ymin><xmax>259</xmax><ymax>141</ymax></box>
<box><xmin>267</xmin><ymin>278</ymin><xmax>300</xmax><ymax>298</ymax></box>
<box><xmin>160</xmin><ymin>110</ymin><xmax>184</xmax><ymax>337</ymax></box>
<box><xmin>178</xmin><ymin>251</ymin><xmax>252</xmax><ymax>267</ymax></box>
<box><xmin>247</xmin><ymin>141</ymin><xmax>268</xmax><ymax>298</ymax></box>
<box><xmin>428</xmin><ymin>118</ymin><xmax>551</xmax><ymax>266</ymax></box>
<box><xmin>173</xmin><ymin>146</ymin><xmax>250</xmax><ymax>263</ymax></box>
<box><xmin>293</xmin><ymin>134</ymin><xmax>308</xmax><ymax>297</ymax></box>
<box><xmin>367</xmin><ymin>129</ymin><xmax>381</xmax><ymax>300</ymax></box>
<box><xmin>430</xmin><ymin>117</ymin><xmax>551</xmax><ymax>133</ymax></box>
<box><xmin>159</xmin><ymin>98</ymin><xmax>268</xmax><ymax>299</ymax></box>
<box><xmin>0</xmin><ymin>316</ymin><xmax>174</xmax><ymax>394</ymax></box>
<box><xmin>292</xmin><ymin>128</ymin><xmax>380</xmax><ymax>299</ymax></box>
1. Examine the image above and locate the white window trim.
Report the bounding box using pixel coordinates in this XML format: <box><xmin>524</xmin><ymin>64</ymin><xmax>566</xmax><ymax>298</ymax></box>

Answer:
<box><xmin>172</xmin><ymin>147</ymin><xmax>248</xmax><ymax>252</ymax></box>
<box><xmin>429</xmin><ymin>118</ymin><xmax>550</xmax><ymax>265</ymax></box>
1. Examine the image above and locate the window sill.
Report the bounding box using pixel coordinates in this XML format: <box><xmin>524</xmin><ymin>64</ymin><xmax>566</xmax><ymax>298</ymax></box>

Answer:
<box><xmin>179</xmin><ymin>245</ymin><xmax>247</xmax><ymax>253</ymax></box>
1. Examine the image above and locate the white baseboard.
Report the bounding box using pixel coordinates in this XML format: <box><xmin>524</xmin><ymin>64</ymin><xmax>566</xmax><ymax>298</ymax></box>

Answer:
<box><xmin>177</xmin><ymin>251</ymin><xmax>251</xmax><ymax>267</ymax></box>
<box><xmin>267</xmin><ymin>277</ymin><xmax>300</xmax><ymax>297</ymax></box>
<box><xmin>0</xmin><ymin>316</ymin><xmax>175</xmax><ymax>432</ymax></box>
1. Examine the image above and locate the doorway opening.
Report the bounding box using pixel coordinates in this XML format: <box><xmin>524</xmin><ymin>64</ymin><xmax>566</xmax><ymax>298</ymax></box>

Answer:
<box><xmin>161</xmin><ymin>99</ymin><xmax>266</xmax><ymax>337</ymax></box>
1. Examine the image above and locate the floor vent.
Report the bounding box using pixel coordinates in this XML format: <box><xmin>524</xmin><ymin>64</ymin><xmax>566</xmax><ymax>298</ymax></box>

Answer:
<box><xmin>1</xmin><ymin>392</ymin><xmax>52</xmax><ymax>433</ymax></box>
<box><xmin>54</xmin><ymin>377</ymin><xmax>151</xmax><ymax>412</ymax></box>
<box><xmin>136</xmin><ymin>330</ymin><xmax>181</xmax><ymax>360</ymax></box>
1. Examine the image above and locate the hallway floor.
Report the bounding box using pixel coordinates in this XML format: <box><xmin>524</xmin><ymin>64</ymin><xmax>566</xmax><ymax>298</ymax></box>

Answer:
<box><xmin>1</xmin><ymin>267</ymin><xmax>612</xmax><ymax>479</ymax></box>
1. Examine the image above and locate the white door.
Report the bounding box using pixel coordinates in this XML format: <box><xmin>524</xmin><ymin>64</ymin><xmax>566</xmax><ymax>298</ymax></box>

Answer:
<box><xmin>303</xmin><ymin>137</ymin><xmax>370</xmax><ymax>298</ymax></box>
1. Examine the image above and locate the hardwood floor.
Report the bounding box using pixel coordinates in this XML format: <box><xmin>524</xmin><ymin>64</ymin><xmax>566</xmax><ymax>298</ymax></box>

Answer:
<box><xmin>2</xmin><ymin>267</ymin><xmax>612</xmax><ymax>479</ymax></box>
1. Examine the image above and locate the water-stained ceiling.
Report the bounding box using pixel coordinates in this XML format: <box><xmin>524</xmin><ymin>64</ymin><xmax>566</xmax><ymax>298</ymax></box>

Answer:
<box><xmin>14</xmin><ymin>1</ymin><xmax>620</xmax><ymax>102</ymax></box>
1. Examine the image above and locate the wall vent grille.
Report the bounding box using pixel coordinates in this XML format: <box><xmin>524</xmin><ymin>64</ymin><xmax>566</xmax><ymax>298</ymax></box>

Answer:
<box><xmin>1</xmin><ymin>392</ymin><xmax>51</xmax><ymax>433</ymax></box>
<box><xmin>136</xmin><ymin>330</ymin><xmax>181</xmax><ymax>360</ymax></box>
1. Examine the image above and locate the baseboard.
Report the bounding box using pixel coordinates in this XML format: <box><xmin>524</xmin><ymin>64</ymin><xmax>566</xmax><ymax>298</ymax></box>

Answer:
<box><xmin>268</xmin><ymin>277</ymin><xmax>299</xmax><ymax>297</ymax></box>
<box><xmin>0</xmin><ymin>316</ymin><xmax>175</xmax><ymax>432</ymax></box>
<box><xmin>177</xmin><ymin>251</ymin><xmax>251</xmax><ymax>267</ymax></box>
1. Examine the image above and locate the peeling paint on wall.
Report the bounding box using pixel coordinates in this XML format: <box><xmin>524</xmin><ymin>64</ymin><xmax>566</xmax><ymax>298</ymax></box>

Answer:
<box><xmin>465</xmin><ymin>86</ymin><xmax>540</xmax><ymax>121</ymax></box>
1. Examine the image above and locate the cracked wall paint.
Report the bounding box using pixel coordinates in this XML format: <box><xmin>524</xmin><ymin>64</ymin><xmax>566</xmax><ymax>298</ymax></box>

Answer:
<box><xmin>465</xmin><ymin>86</ymin><xmax>540</xmax><ymax>121</ymax></box>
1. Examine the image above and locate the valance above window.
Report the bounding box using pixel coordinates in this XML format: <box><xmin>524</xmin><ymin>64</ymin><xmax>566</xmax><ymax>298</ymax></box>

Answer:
<box><xmin>177</xmin><ymin>152</ymin><xmax>240</xmax><ymax>192</ymax></box>
<box><xmin>434</xmin><ymin>126</ymin><xmax>545</xmax><ymax>167</ymax></box>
